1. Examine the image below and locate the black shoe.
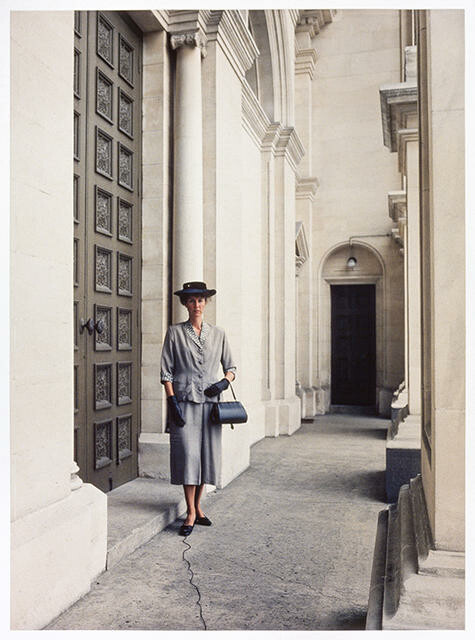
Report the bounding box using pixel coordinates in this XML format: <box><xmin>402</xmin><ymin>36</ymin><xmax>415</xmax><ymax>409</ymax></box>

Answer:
<box><xmin>179</xmin><ymin>523</ymin><xmax>194</xmax><ymax>536</ymax></box>
<box><xmin>194</xmin><ymin>515</ymin><xmax>212</xmax><ymax>526</ymax></box>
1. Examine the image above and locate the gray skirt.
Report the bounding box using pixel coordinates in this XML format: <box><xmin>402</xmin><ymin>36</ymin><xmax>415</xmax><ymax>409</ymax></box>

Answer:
<box><xmin>169</xmin><ymin>401</ymin><xmax>221</xmax><ymax>485</ymax></box>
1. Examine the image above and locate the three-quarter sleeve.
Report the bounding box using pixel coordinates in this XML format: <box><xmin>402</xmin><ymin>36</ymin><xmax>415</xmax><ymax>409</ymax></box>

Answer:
<box><xmin>221</xmin><ymin>331</ymin><xmax>236</xmax><ymax>377</ymax></box>
<box><xmin>160</xmin><ymin>327</ymin><xmax>175</xmax><ymax>383</ymax></box>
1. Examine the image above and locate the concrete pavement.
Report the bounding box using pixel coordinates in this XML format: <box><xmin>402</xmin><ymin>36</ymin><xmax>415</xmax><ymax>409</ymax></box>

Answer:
<box><xmin>46</xmin><ymin>414</ymin><xmax>389</xmax><ymax>631</ymax></box>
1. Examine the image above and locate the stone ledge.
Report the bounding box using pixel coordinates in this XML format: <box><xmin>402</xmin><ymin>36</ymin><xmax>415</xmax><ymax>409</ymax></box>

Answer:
<box><xmin>367</xmin><ymin>475</ymin><xmax>465</xmax><ymax>629</ymax></box>
<box><xmin>386</xmin><ymin>414</ymin><xmax>421</xmax><ymax>502</ymax></box>
<box><xmin>106</xmin><ymin>477</ymin><xmax>188</xmax><ymax>570</ymax></box>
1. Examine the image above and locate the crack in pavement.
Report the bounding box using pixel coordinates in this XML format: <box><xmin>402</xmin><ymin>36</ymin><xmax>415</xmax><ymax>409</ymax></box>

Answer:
<box><xmin>181</xmin><ymin>538</ymin><xmax>207</xmax><ymax>630</ymax></box>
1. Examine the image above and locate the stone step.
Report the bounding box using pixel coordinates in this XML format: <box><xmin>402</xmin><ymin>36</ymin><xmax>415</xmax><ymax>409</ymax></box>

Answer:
<box><xmin>367</xmin><ymin>475</ymin><xmax>465</xmax><ymax>630</ymax></box>
<box><xmin>366</xmin><ymin>508</ymin><xmax>389</xmax><ymax>629</ymax></box>
<box><xmin>106</xmin><ymin>477</ymin><xmax>186</xmax><ymax>570</ymax></box>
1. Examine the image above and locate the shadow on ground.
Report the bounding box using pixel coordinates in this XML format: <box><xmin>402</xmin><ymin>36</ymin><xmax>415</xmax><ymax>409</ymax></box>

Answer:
<box><xmin>318</xmin><ymin>608</ymin><xmax>367</xmax><ymax>630</ymax></box>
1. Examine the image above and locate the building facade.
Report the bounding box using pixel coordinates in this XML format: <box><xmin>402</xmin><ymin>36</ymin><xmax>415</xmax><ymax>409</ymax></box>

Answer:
<box><xmin>10</xmin><ymin>8</ymin><xmax>464</xmax><ymax>630</ymax></box>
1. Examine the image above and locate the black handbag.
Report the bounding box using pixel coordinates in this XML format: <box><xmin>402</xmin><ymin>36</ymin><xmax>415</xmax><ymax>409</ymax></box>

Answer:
<box><xmin>210</xmin><ymin>383</ymin><xmax>248</xmax><ymax>429</ymax></box>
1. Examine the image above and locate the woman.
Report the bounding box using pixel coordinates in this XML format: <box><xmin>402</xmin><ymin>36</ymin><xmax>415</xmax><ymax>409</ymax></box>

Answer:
<box><xmin>160</xmin><ymin>281</ymin><xmax>236</xmax><ymax>536</ymax></box>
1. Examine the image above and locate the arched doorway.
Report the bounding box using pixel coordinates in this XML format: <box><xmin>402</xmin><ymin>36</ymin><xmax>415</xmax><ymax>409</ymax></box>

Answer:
<box><xmin>318</xmin><ymin>242</ymin><xmax>386</xmax><ymax>414</ymax></box>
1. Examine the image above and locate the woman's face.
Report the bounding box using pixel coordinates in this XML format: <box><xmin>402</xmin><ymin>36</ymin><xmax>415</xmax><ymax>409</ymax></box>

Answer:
<box><xmin>185</xmin><ymin>295</ymin><xmax>207</xmax><ymax>321</ymax></box>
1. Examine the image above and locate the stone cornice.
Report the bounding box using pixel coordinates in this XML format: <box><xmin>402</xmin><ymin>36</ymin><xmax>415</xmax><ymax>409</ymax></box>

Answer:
<box><xmin>388</xmin><ymin>190</ymin><xmax>407</xmax><ymax>223</ymax></box>
<box><xmin>241</xmin><ymin>78</ymin><xmax>271</xmax><ymax>149</ymax></box>
<box><xmin>168</xmin><ymin>10</ymin><xmax>210</xmax><ymax>57</ymax></box>
<box><xmin>168</xmin><ymin>10</ymin><xmax>201</xmax><ymax>34</ymax></box>
<box><xmin>261</xmin><ymin>123</ymin><xmax>282</xmax><ymax>154</ymax></box>
<box><xmin>296</xmin><ymin>176</ymin><xmax>319</xmax><ymax>201</ymax></box>
<box><xmin>126</xmin><ymin>10</ymin><xmax>169</xmax><ymax>32</ymax></box>
<box><xmin>240</xmin><ymin>97</ymin><xmax>305</xmax><ymax>171</ymax></box>
<box><xmin>274</xmin><ymin>126</ymin><xmax>305</xmax><ymax>172</ymax></box>
<box><xmin>296</xmin><ymin>9</ymin><xmax>337</xmax><ymax>37</ymax></box>
<box><xmin>295</xmin><ymin>47</ymin><xmax>318</xmax><ymax>78</ymax></box>
<box><xmin>396</xmin><ymin>128</ymin><xmax>419</xmax><ymax>175</ymax></box>
<box><xmin>379</xmin><ymin>82</ymin><xmax>418</xmax><ymax>152</ymax></box>
<box><xmin>204</xmin><ymin>10</ymin><xmax>260</xmax><ymax>77</ymax></box>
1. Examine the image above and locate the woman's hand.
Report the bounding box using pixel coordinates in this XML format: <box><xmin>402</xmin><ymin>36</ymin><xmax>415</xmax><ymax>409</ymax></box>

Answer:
<box><xmin>167</xmin><ymin>395</ymin><xmax>186</xmax><ymax>427</ymax></box>
<box><xmin>204</xmin><ymin>378</ymin><xmax>230</xmax><ymax>397</ymax></box>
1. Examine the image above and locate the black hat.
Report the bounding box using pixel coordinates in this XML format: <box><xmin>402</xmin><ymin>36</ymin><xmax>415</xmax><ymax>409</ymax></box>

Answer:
<box><xmin>173</xmin><ymin>281</ymin><xmax>216</xmax><ymax>298</ymax></box>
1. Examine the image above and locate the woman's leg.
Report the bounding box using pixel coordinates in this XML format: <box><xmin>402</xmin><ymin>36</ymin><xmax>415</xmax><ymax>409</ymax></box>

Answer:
<box><xmin>194</xmin><ymin>483</ymin><xmax>206</xmax><ymax>519</ymax></box>
<box><xmin>183</xmin><ymin>484</ymin><xmax>197</xmax><ymax>525</ymax></box>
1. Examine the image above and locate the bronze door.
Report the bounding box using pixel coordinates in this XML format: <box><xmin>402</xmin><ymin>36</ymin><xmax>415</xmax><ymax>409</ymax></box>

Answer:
<box><xmin>330</xmin><ymin>284</ymin><xmax>376</xmax><ymax>407</ymax></box>
<box><xmin>74</xmin><ymin>11</ymin><xmax>142</xmax><ymax>492</ymax></box>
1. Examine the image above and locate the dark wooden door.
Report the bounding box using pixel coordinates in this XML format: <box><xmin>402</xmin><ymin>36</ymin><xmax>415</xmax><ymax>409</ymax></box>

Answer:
<box><xmin>331</xmin><ymin>284</ymin><xmax>376</xmax><ymax>406</ymax></box>
<box><xmin>74</xmin><ymin>11</ymin><xmax>142</xmax><ymax>492</ymax></box>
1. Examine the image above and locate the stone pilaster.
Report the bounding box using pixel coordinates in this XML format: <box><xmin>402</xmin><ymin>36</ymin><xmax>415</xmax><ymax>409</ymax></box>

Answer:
<box><xmin>264</xmin><ymin>125</ymin><xmax>304</xmax><ymax>435</ymax></box>
<box><xmin>380</xmin><ymin>52</ymin><xmax>421</xmax><ymax>503</ymax></box>
<box><xmin>294</xmin><ymin>13</ymin><xmax>319</xmax><ymax>417</ymax></box>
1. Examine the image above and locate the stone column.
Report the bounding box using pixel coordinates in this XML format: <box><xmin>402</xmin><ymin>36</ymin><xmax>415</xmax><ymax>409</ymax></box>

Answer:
<box><xmin>294</xmin><ymin>17</ymin><xmax>319</xmax><ymax>416</ymax></box>
<box><xmin>171</xmin><ymin>31</ymin><xmax>206</xmax><ymax>321</ymax></box>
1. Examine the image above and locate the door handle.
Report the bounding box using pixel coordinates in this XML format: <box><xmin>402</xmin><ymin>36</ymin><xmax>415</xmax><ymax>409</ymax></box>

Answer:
<box><xmin>80</xmin><ymin>317</ymin><xmax>105</xmax><ymax>335</ymax></box>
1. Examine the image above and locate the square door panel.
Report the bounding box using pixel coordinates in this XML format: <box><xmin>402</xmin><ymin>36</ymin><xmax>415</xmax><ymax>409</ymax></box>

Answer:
<box><xmin>117</xmin><ymin>414</ymin><xmax>133</xmax><ymax>461</ymax></box>
<box><xmin>94</xmin><ymin>304</ymin><xmax>112</xmax><ymax>351</ymax></box>
<box><xmin>97</xmin><ymin>13</ymin><xmax>114</xmax><ymax>68</ymax></box>
<box><xmin>95</xmin><ymin>186</ymin><xmax>113</xmax><ymax>236</ymax></box>
<box><xmin>95</xmin><ymin>245</ymin><xmax>112</xmax><ymax>293</ymax></box>
<box><xmin>96</xmin><ymin>68</ymin><xmax>114</xmax><ymax>123</ymax></box>
<box><xmin>94</xmin><ymin>362</ymin><xmax>113</xmax><ymax>410</ymax></box>
<box><xmin>118</xmin><ymin>33</ymin><xmax>134</xmax><ymax>86</ymax></box>
<box><xmin>95</xmin><ymin>126</ymin><xmax>113</xmax><ymax>179</ymax></box>
<box><xmin>117</xmin><ymin>252</ymin><xmax>132</xmax><ymax>296</ymax></box>
<box><xmin>118</xmin><ymin>88</ymin><xmax>133</xmax><ymax>138</ymax></box>
<box><xmin>117</xmin><ymin>198</ymin><xmax>133</xmax><ymax>243</ymax></box>
<box><xmin>117</xmin><ymin>308</ymin><xmax>132</xmax><ymax>350</ymax></box>
<box><xmin>117</xmin><ymin>361</ymin><xmax>132</xmax><ymax>405</ymax></box>
<box><xmin>118</xmin><ymin>142</ymin><xmax>133</xmax><ymax>191</ymax></box>
<box><xmin>94</xmin><ymin>418</ymin><xmax>113</xmax><ymax>469</ymax></box>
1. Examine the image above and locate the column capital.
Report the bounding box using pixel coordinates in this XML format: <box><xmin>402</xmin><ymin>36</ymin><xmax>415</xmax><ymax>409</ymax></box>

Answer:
<box><xmin>170</xmin><ymin>30</ymin><xmax>207</xmax><ymax>58</ymax></box>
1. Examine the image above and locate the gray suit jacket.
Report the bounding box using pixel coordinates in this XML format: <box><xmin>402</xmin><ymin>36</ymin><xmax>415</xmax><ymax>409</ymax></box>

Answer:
<box><xmin>160</xmin><ymin>320</ymin><xmax>236</xmax><ymax>403</ymax></box>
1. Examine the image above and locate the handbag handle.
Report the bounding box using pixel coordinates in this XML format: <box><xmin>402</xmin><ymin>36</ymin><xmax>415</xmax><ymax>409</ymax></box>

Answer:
<box><xmin>224</xmin><ymin>381</ymin><xmax>238</xmax><ymax>429</ymax></box>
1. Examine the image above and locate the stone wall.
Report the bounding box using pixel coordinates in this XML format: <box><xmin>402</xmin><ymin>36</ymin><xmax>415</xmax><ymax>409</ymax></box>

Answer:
<box><xmin>311</xmin><ymin>10</ymin><xmax>404</xmax><ymax>413</ymax></box>
<box><xmin>10</xmin><ymin>11</ymin><xmax>107</xmax><ymax>629</ymax></box>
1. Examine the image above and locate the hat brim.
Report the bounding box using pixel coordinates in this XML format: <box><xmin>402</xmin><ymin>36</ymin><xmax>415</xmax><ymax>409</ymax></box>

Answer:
<box><xmin>173</xmin><ymin>288</ymin><xmax>216</xmax><ymax>297</ymax></box>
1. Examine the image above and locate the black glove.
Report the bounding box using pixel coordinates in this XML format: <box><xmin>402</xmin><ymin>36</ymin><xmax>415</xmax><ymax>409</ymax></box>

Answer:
<box><xmin>204</xmin><ymin>378</ymin><xmax>230</xmax><ymax>398</ymax></box>
<box><xmin>167</xmin><ymin>395</ymin><xmax>185</xmax><ymax>427</ymax></box>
